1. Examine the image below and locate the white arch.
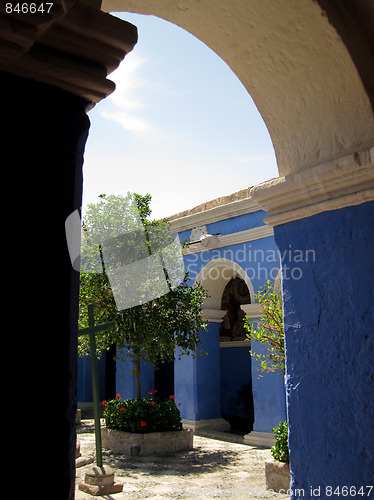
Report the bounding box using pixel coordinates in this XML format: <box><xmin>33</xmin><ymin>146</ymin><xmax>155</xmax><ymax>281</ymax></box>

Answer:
<box><xmin>103</xmin><ymin>0</ymin><xmax>374</xmax><ymax>177</ymax></box>
<box><xmin>194</xmin><ymin>258</ymin><xmax>254</xmax><ymax>311</ymax></box>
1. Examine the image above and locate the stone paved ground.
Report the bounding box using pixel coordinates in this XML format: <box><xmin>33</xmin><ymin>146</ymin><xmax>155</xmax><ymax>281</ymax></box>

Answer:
<box><xmin>76</xmin><ymin>420</ymin><xmax>289</xmax><ymax>500</ymax></box>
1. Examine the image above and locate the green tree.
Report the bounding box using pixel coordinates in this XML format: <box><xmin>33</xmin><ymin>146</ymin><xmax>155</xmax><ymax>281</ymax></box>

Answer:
<box><xmin>78</xmin><ymin>193</ymin><xmax>209</xmax><ymax>400</ymax></box>
<box><xmin>244</xmin><ymin>279</ymin><xmax>285</xmax><ymax>374</ymax></box>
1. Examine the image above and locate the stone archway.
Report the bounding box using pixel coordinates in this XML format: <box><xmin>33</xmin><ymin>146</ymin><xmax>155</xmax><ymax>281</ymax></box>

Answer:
<box><xmin>102</xmin><ymin>0</ymin><xmax>374</xmax><ymax>180</ymax></box>
<box><xmin>2</xmin><ymin>1</ymin><xmax>373</xmax><ymax>496</ymax></box>
<box><xmin>193</xmin><ymin>259</ymin><xmax>256</xmax><ymax>433</ymax></box>
<box><xmin>193</xmin><ymin>258</ymin><xmax>254</xmax><ymax>315</ymax></box>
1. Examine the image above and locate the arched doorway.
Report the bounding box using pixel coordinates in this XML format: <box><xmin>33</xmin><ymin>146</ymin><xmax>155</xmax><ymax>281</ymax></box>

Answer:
<box><xmin>194</xmin><ymin>259</ymin><xmax>256</xmax><ymax>433</ymax></box>
<box><xmin>219</xmin><ymin>276</ymin><xmax>255</xmax><ymax>434</ymax></box>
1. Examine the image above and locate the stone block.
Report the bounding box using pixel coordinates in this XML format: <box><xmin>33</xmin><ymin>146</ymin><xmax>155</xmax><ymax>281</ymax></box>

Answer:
<box><xmin>78</xmin><ymin>482</ymin><xmax>123</xmax><ymax>496</ymax></box>
<box><xmin>265</xmin><ymin>459</ymin><xmax>290</xmax><ymax>493</ymax></box>
<box><xmin>101</xmin><ymin>427</ymin><xmax>194</xmax><ymax>456</ymax></box>
<box><xmin>79</xmin><ymin>465</ymin><xmax>123</xmax><ymax>496</ymax></box>
<box><xmin>85</xmin><ymin>465</ymin><xmax>114</xmax><ymax>486</ymax></box>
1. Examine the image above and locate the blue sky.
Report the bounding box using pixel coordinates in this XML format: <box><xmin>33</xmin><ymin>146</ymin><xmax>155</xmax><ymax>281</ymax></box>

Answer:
<box><xmin>82</xmin><ymin>12</ymin><xmax>278</xmax><ymax>220</ymax></box>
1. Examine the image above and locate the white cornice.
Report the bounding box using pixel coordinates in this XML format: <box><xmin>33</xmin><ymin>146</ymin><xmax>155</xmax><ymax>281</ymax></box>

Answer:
<box><xmin>170</xmin><ymin>197</ymin><xmax>261</xmax><ymax>233</ymax></box>
<box><xmin>202</xmin><ymin>303</ymin><xmax>262</xmax><ymax>322</ymax></box>
<box><xmin>183</xmin><ymin>225</ymin><xmax>274</xmax><ymax>255</ymax></box>
<box><xmin>202</xmin><ymin>309</ymin><xmax>225</xmax><ymax>322</ymax></box>
<box><xmin>250</xmin><ymin>148</ymin><xmax>374</xmax><ymax>227</ymax></box>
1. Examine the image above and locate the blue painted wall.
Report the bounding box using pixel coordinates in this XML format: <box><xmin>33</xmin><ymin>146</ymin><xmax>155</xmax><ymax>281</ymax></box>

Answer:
<box><xmin>115</xmin><ymin>348</ymin><xmax>155</xmax><ymax>399</ymax></box>
<box><xmin>196</xmin><ymin>323</ymin><xmax>221</xmax><ymax>420</ymax></box>
<box><xmin>251</xmin><ymin>340</ymin><xmax>286</xmax><ymax>432</ymax></box>
<box><xmin>274</xmin><ymin>201</ymin><xmax>374</xmax><ymax>498</ymax></box>
<box><xmin>184</xmin><ymin>235</ymin><xmax>280</xmax><ymax>289</ymax></box>
<box><xmin>175</xmin><ymin>350</ymin><xmax>197</xmax><ymax>421</ymax></box>
<box><xmin>77</xmin><ymin>355</ymin><xmax>106</xmax><ymax>402</ymax></box>
<box><xmin>175</xmin><ymin>324</ymin><xmax>221</xmax><ymax>421</ymax></box>
<box><xmin>176</xmin><ymin>209</ymin><xmax>284</xmax><ymax>431</ymax></box>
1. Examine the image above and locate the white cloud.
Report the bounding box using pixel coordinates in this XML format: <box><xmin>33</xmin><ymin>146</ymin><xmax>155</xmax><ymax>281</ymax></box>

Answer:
<box><xmin>234</xmin><ymin>153</ymin><xmax>273</xmax><ymax>164</ymax></box>
<box><xmin>101</xmin><ymin>52</ymin><xmax>156</xmax><ymax>135</ymax></box>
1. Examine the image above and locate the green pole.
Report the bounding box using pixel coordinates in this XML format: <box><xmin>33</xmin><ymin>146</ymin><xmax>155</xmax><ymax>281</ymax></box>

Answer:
<box><xmin>78</xmin><ymin>305</ymin><xmax>115</xmax><ymax>467</ymax></box>
<box><xmin>87</xmin><ymin>304</ymin><xmax>103</xmax><ymax>467</ymax></box>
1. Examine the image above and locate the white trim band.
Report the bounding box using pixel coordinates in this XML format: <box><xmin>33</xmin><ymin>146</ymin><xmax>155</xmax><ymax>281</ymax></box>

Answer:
<box><xmin>184</xmin><ymin>225</ymin><xmax>274</xmax><ymax>255</ymax></box>
<box><xmin>170</xmin><ymin>197</ymin><xmax>261</xmax><ymax>233</ymax></box>
<box><xmin>250</xmin><ymin>148</ymin><xmax>374</xmax><ymax>227</ymax></box>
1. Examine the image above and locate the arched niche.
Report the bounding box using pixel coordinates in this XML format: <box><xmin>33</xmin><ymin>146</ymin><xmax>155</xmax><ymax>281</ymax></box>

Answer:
<box><xmin>219</xmin><ymin>277</ymin><xmax>251</xmax><ymax>342</ymax></box>
<box><xmin>193</xmin><ymin>258</ymin><xmax>255</xmax><ymax>318</ymax></box>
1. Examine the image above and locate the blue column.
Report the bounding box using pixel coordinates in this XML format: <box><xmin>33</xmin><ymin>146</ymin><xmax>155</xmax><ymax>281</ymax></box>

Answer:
<box><xmin>274</xmin><ymin>201</ymin><xmax>374</xmax><ymax>498</ymax></box>
<box><xmin>251</xmin><ymin>340</ymin><xmax>286</xmax><ymax>433</ymax></box>
<box><xmin>175</xmin><ymin>324</ymin><xmax>221</xmax><ymax>422</ymax></box>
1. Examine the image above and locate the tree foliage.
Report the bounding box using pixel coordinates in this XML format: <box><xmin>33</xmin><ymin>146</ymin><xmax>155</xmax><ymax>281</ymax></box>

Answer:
<box><xmin>244</xmin><ymin>279</ymin><xmax>285</xmax><ymax>374</ymax></box>
<box><xmin>78</xmin><ymin>193</ymin><xmax>209</xmax><ymax>398</ymax></box>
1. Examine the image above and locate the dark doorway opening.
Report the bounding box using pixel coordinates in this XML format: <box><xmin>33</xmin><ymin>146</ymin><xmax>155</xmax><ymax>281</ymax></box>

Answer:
<box><xmin>154</xmin><ymin>360</ymin><xmax>175</xmax><ymax>400</ymax></box>
<box><xmin>105</xmin><ymin>343</ymin><xmax>117</xmax><ymax>400</ymax></box>
<box><xmin>219</xmin><ymin>277</ymin><xmax>255</xmax><ymax>434</ymax></box>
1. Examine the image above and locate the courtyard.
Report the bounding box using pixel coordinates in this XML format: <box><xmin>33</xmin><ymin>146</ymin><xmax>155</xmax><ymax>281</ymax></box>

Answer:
<box><xmin>75</xmin><ymin>420</ymin><xmax>289</xmax><ymax>500</ymax></box>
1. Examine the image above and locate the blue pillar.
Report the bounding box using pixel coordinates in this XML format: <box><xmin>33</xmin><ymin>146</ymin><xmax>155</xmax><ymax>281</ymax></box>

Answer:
<box><xmin>175</xmin><ymin>351</ymin><xmax>198</xmax><ymax>421</ymax></box>
<box><xmin>175</xmin><ymin>324</ymin><xmax>221</xmax><ymax>423</ymax></box>
<box><xmin>251</xmin><ymin>340</ymin><xmax>286</xmax><ymax>433</ymax></box>
<box><xmin>274</xmin><ymin>201</ymin><xmax>374</xmax><ymax>498</ymax></box>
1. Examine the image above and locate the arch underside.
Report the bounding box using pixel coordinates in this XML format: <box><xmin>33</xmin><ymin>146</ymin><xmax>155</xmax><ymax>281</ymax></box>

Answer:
<box><xmin>102</xmin><ymin>0</ymin><xmax>374</xmax><ymax>178</ymax></box>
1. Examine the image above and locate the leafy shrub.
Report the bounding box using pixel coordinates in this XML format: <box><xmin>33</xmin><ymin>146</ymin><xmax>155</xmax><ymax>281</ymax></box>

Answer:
<box><xmin>244</xmin><ymin>280</ymin><xmax>285</xmax><ymax>374</ymax></box>
<box><xmin>271</xmin><ymin>421</ymin><xmax>289</xmax><ymax>463</ymax></box>
<box><xmin>102</xmin><ymin>392</ymin><xmax>183</xmax><ymax>433</ymax></box>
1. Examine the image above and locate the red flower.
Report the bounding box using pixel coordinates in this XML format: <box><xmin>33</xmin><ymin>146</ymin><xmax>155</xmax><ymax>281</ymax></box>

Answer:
<box><xmin>140</xmin><ymin>421</ymin><xmax>146</xmax><ymax>427</ymax></box>
<box><xmin>120</xmin><ymin>407</ymin><xmax>124</xmax><ymax>411</ymax></box>
<box><xmin>116</xmin><ymin>394</ymin><xmax>121</xmax><ymax>398</ymax></box>
<box><xmin>151</xmin><ymin>402</ymin><xmax>155</xmax><ymax>406</ymax></box>
<box><xmin>102</xmin><ymin>400</ymin><xmax>107</xmax><ymax>406</ymax></box>
<box><xmin>178</xmin><ymin>403</ymin><xmax>181</xmax><ymax>406</ymax></box>
<box><xmin>148</xmin><ymin>391</ymin><xmax>153</xmax><ymax>395</ymax></box>
<box><xmin>154</xmin><ymin>389</ymin><xmax>158</xmax><ymax>393</ymax></box>
<box><xmin>169</xmin><ymin>395</ymin><xmax>175</xmax><ymax>400</ymax></box>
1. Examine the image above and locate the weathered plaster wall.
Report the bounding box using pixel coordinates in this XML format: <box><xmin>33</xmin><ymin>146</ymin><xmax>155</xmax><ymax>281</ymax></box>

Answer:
<box><xmin>275</xmin><ymin>201</ymin><xmax>374</xmax><ymax>497</ymax></box>
<box><xmin>103</xmin><ymin>0</ymin><xmax>374</xmax><ymax>176</ymax></box>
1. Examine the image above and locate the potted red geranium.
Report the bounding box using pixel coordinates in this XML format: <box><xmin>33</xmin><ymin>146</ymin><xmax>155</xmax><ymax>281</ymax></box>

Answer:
<box><xmin>101</xmin><ymin>391</ymin><xmax>193</xmax><ymax>456</ymax></box>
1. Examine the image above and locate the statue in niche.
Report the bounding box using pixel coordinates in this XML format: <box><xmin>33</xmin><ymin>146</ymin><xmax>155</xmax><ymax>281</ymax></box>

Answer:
<box><xmin>219</xmin><ymin>277</ymin><xmax>251</xmax><ymax>341</ymax></box>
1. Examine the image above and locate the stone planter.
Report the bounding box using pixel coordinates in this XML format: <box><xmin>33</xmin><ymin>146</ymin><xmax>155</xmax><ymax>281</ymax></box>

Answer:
<box><xmin>265</xmin><ymin>459</ymin><xmax>290</xmax><ymax>493</ymax></box>
<box><xmin>101</xmin><ymin>427</ymin><xmax>194</xmax><ymax>456</ymax></box>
